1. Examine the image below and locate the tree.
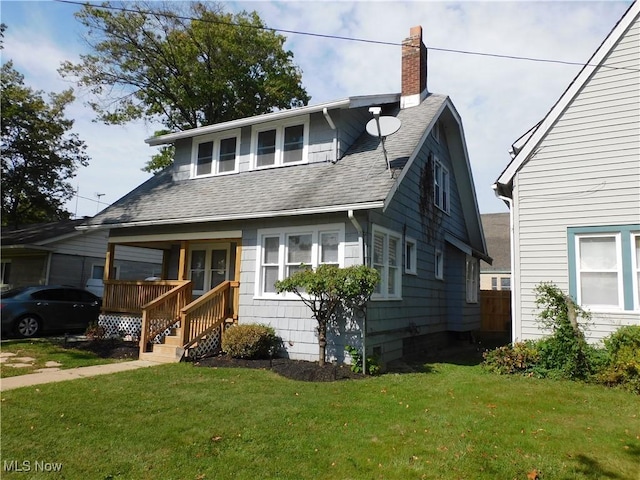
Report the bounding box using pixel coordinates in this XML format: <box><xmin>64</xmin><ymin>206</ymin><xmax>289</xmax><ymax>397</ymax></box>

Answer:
<box><xmin>60</xmin><ymin>2</ymin><xmax>310</xmax><ymax>172</ymax></box>
<box><xmin>275</xmin><ymin>265</ymin><xmax>380</xmax><ymax>366</ymax></box>
<box><xmin>1</xmin><ymin>62</ymin><xmax>90</xmax><ymax>227</ymax></box>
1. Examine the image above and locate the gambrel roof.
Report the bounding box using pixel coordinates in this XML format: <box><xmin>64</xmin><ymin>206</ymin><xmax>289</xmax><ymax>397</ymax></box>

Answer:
<box><xmin>494</xmin><ymin>1</ymin><xmax>640</xmax><ymax>197</ymax></box>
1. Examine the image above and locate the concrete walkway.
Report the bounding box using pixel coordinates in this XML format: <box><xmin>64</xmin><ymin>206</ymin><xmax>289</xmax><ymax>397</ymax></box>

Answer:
<box><xmin>0</xmin><ymin>360</ymin><xmax>161</xmax><ymax>392</ymax></box>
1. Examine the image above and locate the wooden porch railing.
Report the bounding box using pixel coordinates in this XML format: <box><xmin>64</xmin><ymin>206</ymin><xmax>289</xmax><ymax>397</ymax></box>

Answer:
<box><xmin>180</xmin><ymin>280</ymin><xmax>240</xmax><ymax>349</ymax></box>
<box><xmin>139</xmin><ymin>282</ymin><xmax>192</xmax><ymax>355</ymax></box>
<box><xmin>102</xmin><ymin>280</ymin><xmax>189</xmax><ymax>315</ymax></box>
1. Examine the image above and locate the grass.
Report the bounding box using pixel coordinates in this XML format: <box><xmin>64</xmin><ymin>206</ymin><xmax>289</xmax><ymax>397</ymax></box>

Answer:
<box><xmin>1</xmin><ymin>361</ymin><xmax>638</xmax><ymax>479</ymax></box>
<box><xmin>0</xmin><ymin>338</ymin><xmax>128</xmax><ymax>378</ymax></box>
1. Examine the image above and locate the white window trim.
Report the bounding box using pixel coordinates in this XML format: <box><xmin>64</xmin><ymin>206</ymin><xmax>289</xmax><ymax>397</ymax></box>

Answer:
<box><xmin>371</xmin><ymin>225</ymin><xmax>402</xmax><ymax>301</ymax></box>
<box><xmin>633</xmin><ymin>233</ymin><xmax>640</xmax><ymax>310</ymax></box>
<box><xmin>405</xmin><ymin>237</ymin><xmax>417</xmax><ymax>275</ymax></box>
<box><xmin>251</xmin><ymin>116</ymin><xmax>309</xmax><ymax>170</ymax></box>
<box><xmin>435</xmin><ymin>248</ymin><xmax>444</xmax><ymax>280</ymax></box>
<box><xmin>432</xmin><ymin>121</ymin><xmax>440</xmax><ymax>142</ymax></box>
<box><xmin>254</xmin><ymin>223</ymin><xmax>345</xmax><ymax>300</ymax></box>
<box><xmin>433</xmin><ymin>156</ymin><xmax>450</xmax><ymax>214</ymax></box>
<box><xmin>188</xmin><ymin>243</ymin><xmax>231</xmax><ymax>296</ymax></box>
<box><xmin>575</xmin><ymin>233</ymin><xmax>624</xmax><ymax>311</ymax></box>
<box><xmin>465</xmin><ymin>255</ymin><xmax>478</xmax><ymax>303</ymax></box>
<box><xmin>92</xmin><ymin>263</ymin><xmax>119</xmax><ymax>280</ymax></box>
<box><xmin>191</xmin><ymin>129</ymin><xmax>241</xmax><ymax>178</ymax></box>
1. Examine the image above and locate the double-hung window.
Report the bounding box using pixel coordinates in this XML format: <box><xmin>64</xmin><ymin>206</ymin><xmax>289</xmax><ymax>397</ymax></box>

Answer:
<box><xmin>575</xmin><ymin>234</ymin><xmax>623</xmax><ymax>309</ymax></box>
<box><xmin>568</xmin><ymin>226</ymin><xmax>640</xmax><ymax>311</ymax></box>
<box><xmin>253</xmin><ymin>118</ymin><xmax>308</xmax><ymax>169</ymax></box>
<box><xmin>256</xmin><ymin>224</ymin><xmax>344</xmax><ymax>298</ymax></box>
<box><xmin>433</xmin><ymin>156</ymin><xmax>450</xmax><ymax>213</ymax></box>
<box><xmin>372</xmin><ymin>225</ymin><xmax>402</xmax><ymax>300</ymax></box>
<box><xmin>405</xmin><ymin>237</ymin><xmax>417</xmax><ymax>275</ymax></box>
<box><xmin>192</xmin><ymin>130</ymin><xmax>240</xmax><ymax>177</ymax></box>
<box><xmin>465</xmin><ymin>255</ymin><xmax>478</xmax><ymax>303</ymax></box>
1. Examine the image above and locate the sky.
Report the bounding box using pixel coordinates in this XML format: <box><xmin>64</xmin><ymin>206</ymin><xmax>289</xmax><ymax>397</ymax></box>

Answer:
<box><xmin>1</xmin><ymin>0</ymin><xmax>634</xmax><ymax>218</ymax></box>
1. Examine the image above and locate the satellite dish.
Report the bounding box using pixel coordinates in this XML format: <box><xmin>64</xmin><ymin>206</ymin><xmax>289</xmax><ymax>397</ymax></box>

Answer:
<box><xmin>366</xmin><ymin>116</ymin><xmax>402</xmax><ymax>138</ymax></box>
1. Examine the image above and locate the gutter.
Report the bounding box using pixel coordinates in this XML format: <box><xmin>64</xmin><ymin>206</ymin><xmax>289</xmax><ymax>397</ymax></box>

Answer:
<box><xmin>494</xmin><ymin>190</ymin><xmax>517</xmax><ymax>344</ymax></box>
<box><xmin>77</xmin><ymin>201</ymin><xmax>385</xmax><ymax>231</ymax></box>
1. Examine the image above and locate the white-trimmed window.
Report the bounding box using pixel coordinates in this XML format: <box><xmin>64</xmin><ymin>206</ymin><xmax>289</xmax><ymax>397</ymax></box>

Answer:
<box><xmin>432</xmin><ymin>121</ymin><xmax>440</xmax><ymax>142</ymax></box>
<box><xmin>372</xmin><ymin>225</ymin><xmax>402</xmax><ymax>300</ymax></box>
<box><xmin>433</xmin><ymin>157</ymin><xmax>450</xmax><ymax>213</ymax></box>
<box><xmin>255</xmin><ymin>224</ymin><xmax>344</xmax><ymax>298</ymax></box>
<box><xmin>435</xmin><ymin>249</ymin><xmax>444</xmax><ymax>280</ymax></box>
<box><xmin>252</xmin><ymin>117</ymin><xmax>308</xmax><ymax>169</ymax></box>
<box><xmin>91</xmin><ymin>264</ymin><xmax>119</xmax><ymax>280</ymax></box>
<box><xmin>575</xmin><ymin>234</ymin><xmax>623</xmax><ymax>309</ymax></box>
<box><xmin>1</xmin><ymin>259</ymin><xmax>11</xmax><ymax>288</ymax></box>
<box><xmin>465</xmin><ymin>255</ymin><xmax>478</xmax><ymax>303</ymax></box>
<box><xmin>192</xmin><ymin>129</ymin><xmax>240</xmax><ymax>177</ymax></box>
<box><xmin>405</xmin><ymin>237</ymin><xmax>417</xmax><ymax>275</ymax></box>
<box><xmin>633</xmin><ymin>234</ymin><xmax>640</xmax><ymax>310</ymax></box>
<box><xmin>500</xmin><ymin>277</ymin><xmax>511</xmax><ymax>291</ymax></box>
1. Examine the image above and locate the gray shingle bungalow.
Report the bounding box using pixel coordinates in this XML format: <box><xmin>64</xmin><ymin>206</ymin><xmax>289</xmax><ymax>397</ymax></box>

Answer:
<box><xmin>80</xmin><ymin>26</ymin><xmax>490</xmax><ymax>364</ymax></box>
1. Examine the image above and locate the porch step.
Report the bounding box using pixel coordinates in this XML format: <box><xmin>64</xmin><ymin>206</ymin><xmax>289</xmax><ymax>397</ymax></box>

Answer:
<box><xmin>140</xmin><ymin>344</ymin><xmax>185</xmax><ymax>363</ymax></box>
<box><xmin>163</xmin><ymin>334</ymin><xmax>184</xmax><ymax>347</ymax></box>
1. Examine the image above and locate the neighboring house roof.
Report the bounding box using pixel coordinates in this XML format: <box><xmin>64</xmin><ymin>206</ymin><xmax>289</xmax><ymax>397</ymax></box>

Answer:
<box><xmin>494</xmin><ymin>1</ymin><xmax>640</xmax><ymax>195</ymax></box>
<box><xmin>480</xmin><ymin>213</ymin><xmax>510</xmax><ymax>272</ymax></box>
<box><xmin>2</xmin><ymin>219</ymin><xmax>89</xmax><ymax>250</ymax></box>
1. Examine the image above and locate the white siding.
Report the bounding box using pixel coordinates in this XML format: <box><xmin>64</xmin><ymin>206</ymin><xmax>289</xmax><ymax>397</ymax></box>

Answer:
<box><xmin>512</xmin><ymin>17</ymin><xmax>640</xmax><ymax>342</ymax></box>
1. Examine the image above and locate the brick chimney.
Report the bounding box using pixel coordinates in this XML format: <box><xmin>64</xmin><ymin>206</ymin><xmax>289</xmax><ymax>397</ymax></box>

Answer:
<box><xmin>401</xmin><ymin>26</ymin><xmax>428</xmax><ymax>109</ymax></box>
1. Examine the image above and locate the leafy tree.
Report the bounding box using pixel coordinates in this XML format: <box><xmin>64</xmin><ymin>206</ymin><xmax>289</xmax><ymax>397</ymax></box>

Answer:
<box><xmin>275</xmin><ymin>265</ymin><xmax>380</xmax><ymax>366</ymax></box>
<box><xmin>1</xmin><ymin>62</ymin><xmax>90</xmax><ymax>227</ymax></box>
<box><xmin>60</xmin><ymin>1</ymin><xmax>310</xmax><ymax>172</ymax></box>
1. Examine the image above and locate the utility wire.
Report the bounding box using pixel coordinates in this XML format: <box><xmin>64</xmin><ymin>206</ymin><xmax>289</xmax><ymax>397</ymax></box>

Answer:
<box><xmin>54</xmin><ymin>0</ymin><xmax>638</xmax><ymax>72</ymax></box>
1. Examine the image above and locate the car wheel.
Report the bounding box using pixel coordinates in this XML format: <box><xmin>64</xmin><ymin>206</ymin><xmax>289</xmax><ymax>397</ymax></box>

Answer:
<box><xmin>15</xmin><ymin>315</ymin><xmax>41</xmax><ymax>338</ymax></box>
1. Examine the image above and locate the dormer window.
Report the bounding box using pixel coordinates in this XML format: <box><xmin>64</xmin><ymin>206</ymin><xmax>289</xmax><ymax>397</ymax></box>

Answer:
<box><xmin>252</xmin><ymin>117</ymin><xmax>309</xmax><ymax>169</ymax></box>
<box><xmin>192</xmin><ymin>129</ymin><xmax>240</xmax><ymax>177</ymax></box>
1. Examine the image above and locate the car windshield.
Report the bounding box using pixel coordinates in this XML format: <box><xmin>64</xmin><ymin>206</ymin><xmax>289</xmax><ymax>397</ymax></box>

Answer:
<box><xmin>0</xmin><ymin>287</ymin><xmax>30</xmax><ymax>299</ymax></box>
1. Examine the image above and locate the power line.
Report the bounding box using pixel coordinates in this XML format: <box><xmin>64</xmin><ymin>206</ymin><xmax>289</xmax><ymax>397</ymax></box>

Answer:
<box><xmin>54</xmin><ymin>0</ymin><xmax>637</xmax><ymax>72</ymax></box>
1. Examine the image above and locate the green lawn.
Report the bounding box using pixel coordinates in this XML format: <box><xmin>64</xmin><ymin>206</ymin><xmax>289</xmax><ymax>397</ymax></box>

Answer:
<box><xmin>0</xmin><ymin>338</ymin><xmax>128</xmax><ymax>378</ymax></box>
<box><xmin>1</xmin><ymin>362</ymin><xmax>638</xmax><ymax>479</ymax></box>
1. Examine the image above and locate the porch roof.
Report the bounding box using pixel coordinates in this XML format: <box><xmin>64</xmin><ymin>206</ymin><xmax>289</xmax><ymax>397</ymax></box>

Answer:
<box><xmin>81</xmin><ymin>94</ymin><xmax>448</xmax><ymax>230</ymax></box>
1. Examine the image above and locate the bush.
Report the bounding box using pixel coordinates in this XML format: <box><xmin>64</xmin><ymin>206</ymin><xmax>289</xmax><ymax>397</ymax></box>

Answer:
<box><xmin>345</xmin><ymin>345</ymin><xmax>381</xmax><ymax>375</ymax></box>
<box><xmin>85</xmin><ymin>321</ymin><xmax>106</xmax><ymax>340</ymax></box>
<box><xmin>597</xmin><ymin>326</ymin><xmax>640</xmax><ymax>393</ymax></box>
<box><xmin>221</xmin><ymin>324</ymin><xmax>279</xmax><ymax>359</ymax></box>
<box><xmin>482</xmin><ymin>341</ymin><xmax>540</xmax><ymax>375</ymax></box>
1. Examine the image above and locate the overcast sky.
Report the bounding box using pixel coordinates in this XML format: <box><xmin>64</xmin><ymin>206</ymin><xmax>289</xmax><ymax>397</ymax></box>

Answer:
<box><xmin>2</xmin><ymin>0</ymin><xmax>633</xmax><ymax>218</ymax></box>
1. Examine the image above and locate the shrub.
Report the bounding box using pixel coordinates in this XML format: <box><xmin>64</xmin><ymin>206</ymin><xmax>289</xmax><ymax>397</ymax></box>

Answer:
<box><xmin>597</xmin><ymin>326</ymin><xmax>640</xmax><ymax>393</ymax></box>
<box><xmin>85</xmin><ymin>321</ymin><xmax>106</xmax><ymax>340</ymax></box>
<box><xmin>345</xmin><ymin>345</ymin><xmax>381</xmax><ymax>375</ymax></box>
<box><xmin>533</xmin><ymin>282</ymin><xmax>595</xmax><ymax>380</ymax></box>
<box><xmin>221</xmin><ymin>324</ymin><xmax>279</xmax><ymax>359</ymax></box>
<box><xmin>482</xmin><ymin>341</ymin><xmax>540</xmax><ymax>375</ymax></box>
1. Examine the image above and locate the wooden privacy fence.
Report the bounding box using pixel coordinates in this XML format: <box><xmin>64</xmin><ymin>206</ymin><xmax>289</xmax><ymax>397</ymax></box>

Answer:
<box><xmin>480</xmin><ymin>290</ymin><xmax>511</xmax><ymax>332</ymax></box>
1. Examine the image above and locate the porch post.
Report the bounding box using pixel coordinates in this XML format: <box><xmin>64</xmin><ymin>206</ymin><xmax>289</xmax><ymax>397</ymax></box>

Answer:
<box><xmin>104</xmin><ymin>243</ymin><xmax>116</xmax><ymax>280</ymax></box>
<box><xmin>178</xmin><ymin>241</ymin><xmax>189</xmax><ymax>281</ymax></box>
<box><xmin>233</xmin><ymin>242</ymin><xmax>242</xmax><ymax>322</ymax></box>
<box><xmin>161</xmin><ymin>250</ymin><xmax>171</xmax><ymax>279</ymax></box>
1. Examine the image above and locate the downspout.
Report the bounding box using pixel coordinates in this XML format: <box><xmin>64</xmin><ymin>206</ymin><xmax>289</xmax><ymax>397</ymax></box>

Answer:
<box><xmin>348</xmin><ymin>209</ymin><xmax>367</xmax><ymax>373</ymax></box>
<box><xmin>323</xmin><ymin>107</ymin><xmax>338</xmax><ymax>163</ymax></box>
<box><xmin>44</xmin><ymin>252</ymin><xmax>52</xmax><ymax>285</ymax></box>
<box><xmin>493</xmin><ymin>184</ymin><xmax>517</xmax><ymax>343</ymax></box>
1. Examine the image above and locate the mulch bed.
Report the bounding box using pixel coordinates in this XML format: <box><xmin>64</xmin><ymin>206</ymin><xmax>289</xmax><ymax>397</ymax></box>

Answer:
<box><xmin>193</xmin><ymin>355</ymin><xmax>365</xmax><ymax>382</ymax></box>
<box><xmin>65</xmin><ymin>338</ymin><xmax>491</xmax><ymax>382</ymax></box>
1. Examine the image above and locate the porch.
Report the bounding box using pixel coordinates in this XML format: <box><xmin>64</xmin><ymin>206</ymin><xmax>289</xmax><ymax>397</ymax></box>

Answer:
<box><xmin>98</xmin><ymin>238</ymin><xmax>242</xmax><ymax>362</ymax></box>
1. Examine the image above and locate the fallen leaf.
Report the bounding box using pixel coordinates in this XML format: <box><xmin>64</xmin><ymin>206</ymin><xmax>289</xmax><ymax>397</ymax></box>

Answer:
<box><xmin>527</xmin><ymin>469</ymin><xmax>540</xmax><ymax>480</ymax></box>
<box><xmin>211</xmin><ymin>436</ymin><xmax>222</xmax><ymax>442</ymax></box>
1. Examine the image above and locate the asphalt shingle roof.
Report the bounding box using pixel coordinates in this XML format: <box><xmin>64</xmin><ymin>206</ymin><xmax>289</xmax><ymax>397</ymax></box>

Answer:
<box><xmin>2</xmin><ymin>219</ymin><xmax>87</xmax><ymax>246</ymax></box>
<box><xmin>85</xmin><ymin>94</ymin><xmax>448</xmax><ymax>228</ymax></box>
<box><xmin>480</xmin><ymin>213</ymin><xmax>510</xmax><ymax>271</ymax></box>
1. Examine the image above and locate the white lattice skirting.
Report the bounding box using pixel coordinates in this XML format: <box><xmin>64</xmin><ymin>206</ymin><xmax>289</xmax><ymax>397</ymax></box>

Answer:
<box><xmin>186</xmin><ymin>326</ymin><xmax>222</xmax><ymax>359</ymax></box>
<box><xmin>98</xmin><ymin>314</ymin><xmax>142</xmax><ymax>341</ymax></box>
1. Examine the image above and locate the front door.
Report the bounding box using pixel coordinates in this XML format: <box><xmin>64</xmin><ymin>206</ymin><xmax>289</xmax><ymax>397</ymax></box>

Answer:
<box><xmin>188</xmin><ymin>243</ymin><xmax>230</xmax><ymax>296</ymax></box>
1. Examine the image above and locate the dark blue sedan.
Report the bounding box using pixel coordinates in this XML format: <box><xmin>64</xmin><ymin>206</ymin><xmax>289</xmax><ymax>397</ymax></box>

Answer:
<box><xmin>1</xmin><ymin>285</ymin><xmax>101</xmax><ymax>338</ymax></box>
